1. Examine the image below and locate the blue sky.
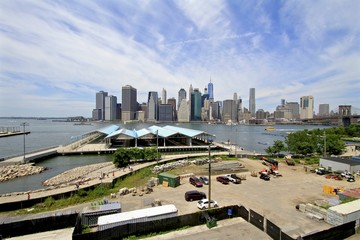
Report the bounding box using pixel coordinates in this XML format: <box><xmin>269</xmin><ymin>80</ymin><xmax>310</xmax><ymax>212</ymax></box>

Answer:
<box><xmin>1</xmin><ymin>0</ymin><xmax>359</xmax><ymax>117</ymax></box>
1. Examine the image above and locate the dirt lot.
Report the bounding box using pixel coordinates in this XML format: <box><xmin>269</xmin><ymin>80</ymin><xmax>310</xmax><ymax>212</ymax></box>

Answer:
<box><xmin>115</xmin><ymin>158</ymin><xmax>359</xmax><ymax>238</ymax></box>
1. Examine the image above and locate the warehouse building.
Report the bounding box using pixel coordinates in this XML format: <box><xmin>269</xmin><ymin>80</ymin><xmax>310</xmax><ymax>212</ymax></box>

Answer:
<box><xmin>319</xmin><ymin>157</ymin><xmax>360</xmax><ymax>173</ymax></box>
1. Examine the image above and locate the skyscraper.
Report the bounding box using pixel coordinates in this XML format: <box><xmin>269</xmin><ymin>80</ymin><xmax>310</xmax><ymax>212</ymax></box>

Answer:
<box><xmin>161</xmin><ymin>88</ymin><xmax>167</xmax><ymax>104</ymax></box>
<box><xmin>300</xmin><ymin>96</ymin><xmax>314</xmax><ymax>119</ymax></box>
<box><xmin>105</xmin><ymin>95</ymin><xmax>117</xmax><ymax>121</ymax></box>
<box><xmin>147</xmin><ymin>91</ymin><xmax>158</xmax><ymax>122</ymax></box>
<box><xmin>249</xmin><ymin>88</ymin><xmax>256</xmax><ymax>117</ymax></box>
<box><xmin>95</xmin><ymin>90</ymin><xmax>108</xmax><ymax>120</ymax></box>
<box><xmin>122</xmin><ymin>85</ymin><xmax>137</xmax><ymax>121</ymax></box>
<box><xmin>191</xmin><ymin>88</ymin><xmax>202</xmax><ymax>121</ymax></box>
<box><xmin>178</xmin><ymin>88</ymin><xmax>186</xmax><ymax>110</ymax></box>
<box><xmin>208</xmin><ymin>80</ymin><xmax>214</xmax><ymax>101</ymax></box>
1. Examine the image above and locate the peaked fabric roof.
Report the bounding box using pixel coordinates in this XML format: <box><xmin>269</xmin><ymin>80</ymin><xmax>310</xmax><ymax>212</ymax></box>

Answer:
<box><xmin>100</xmin><ymin>125</ymin><xmax>214</xmax><ymax>140</ymax></box>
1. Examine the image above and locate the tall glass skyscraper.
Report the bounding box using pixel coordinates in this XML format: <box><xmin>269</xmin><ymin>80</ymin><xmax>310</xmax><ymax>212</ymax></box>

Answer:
<box><xmin>208</xmin><ymin>80</ymin><xmax>214</xmax><ymax>101</ymax></box>
<box><xmin>191</xmin><ymin>88</ymin><xmax>202</xmax><ymax>121</ymax></box>
<box><xmin>249</xmin><ymin>88</ymin><xmax>256</xmax><ymax>117</ymax></box>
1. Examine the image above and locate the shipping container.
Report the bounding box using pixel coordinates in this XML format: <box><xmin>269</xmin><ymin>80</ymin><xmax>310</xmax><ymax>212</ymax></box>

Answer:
<box><xmin>158</xmin><ymin>172</ymin><xmax>180</xmax><ymax>188</ymax></box>
<box><xmin>326</xmin><ymin>199</ymin><xmax>360</xmax><ymax>226</ymax></box>
<box><xmin>82</xmin><ymin>202</ymin><xmax>121</xmax><ymax>227</ymax></box>
<box><xmin>97</xmin><ymin>204</ymin><xmax>178</xmax><ymax>231</ymax></box>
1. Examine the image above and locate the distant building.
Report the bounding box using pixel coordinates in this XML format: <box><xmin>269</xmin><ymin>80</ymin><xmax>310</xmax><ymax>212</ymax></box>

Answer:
<box><xmin>147</xmin><ymin>91</ymin><xmax>158</xmax><ymax>122</ymax></box>
<box><xmin>178</xmin><ymin>88</ymin><xmax>186</xmax><ymax>110</ymax></box>
<box><xmin>210</xmin><ymin>102</ymin><xmax>220</xmax><ymax>121</ymax></box>
<box><xmin>208</xmin><ymin>80</ymin><xmax>214</xmax><ymax>101</ymax></box>
<box><xmin>158</xmin><ymin>104</ymin><xmax>173</xmax><ymax>121</ymax></box>
<box><xmin>319</xmin><ymin>104</ymin><xmax>330</xmax><ymax>116</ymax></box>
<box><xmin>300</xmin><ymin>96</ymin><xmax>314</xmax><ymax>119</ymax></box>
<box><xmin>191</xmin><ymin>88</ymin><xmax>202</xmax><ymax>121</ymax></box>
<box><xmin>105</xmin><ymin>95</ymin><xmax>117</xmax><ymax>121</ymax></box>
<box><xmin>92</xmin><ymin>109</ymin><xmax>101</xmax><ymax>121</ymax></box>
<box><xmin>285</xmin><ymin>102</ymin><xmax>300</xmax><ymax>120</ymax></box>
<box><xmin>161</xmin><ymin>88</ymin><xmax>167</xmax><ymax>104</ymax></box>
<box><xmin>177</xmin><ymin>99</ymin><xmax>190</xmax><ymax>122</ymax></box>
<box><xmin>122</xmin><ymin>85</ymin><xmax>137</xmax><ymax>121</ymax></box>
<box><xmin>167</xmin><ymin>98</ymin><xmax>177</xmax><ymax>121</ymax></box>
<box><xmin>249</xmin><ymin>88</ymin><xmax>256</xmax><ymax>117</ymax></box>
<box><xmin>95</xmin><ymin>91</ymin><xmax>108</xmax><ymax>120</ymax></box>
<box><xmin>256</xmin><ymin>109</ymin><xmax>268</xmax><ymax>120</ymax></box>
<box><xmin>222</xmin><ymin>99</ymin><xmax>237</xmax><ymax>123</ymax></box>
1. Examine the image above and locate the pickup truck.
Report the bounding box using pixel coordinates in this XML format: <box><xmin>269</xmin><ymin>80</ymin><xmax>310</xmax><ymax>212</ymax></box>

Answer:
<box><xmin>225</xmin><ymin>174</ymin><xmax>241</xmax><ymax>184</ymax></box>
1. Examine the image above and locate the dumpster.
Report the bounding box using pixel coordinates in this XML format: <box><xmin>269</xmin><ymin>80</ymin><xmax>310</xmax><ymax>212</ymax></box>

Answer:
<box><xmin>158</xmin><ymin>172</ymin><xmax>180</xmax><ymax>188</ymax></box>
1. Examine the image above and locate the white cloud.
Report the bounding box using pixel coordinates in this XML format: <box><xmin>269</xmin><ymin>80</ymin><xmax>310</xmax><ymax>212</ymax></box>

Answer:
<box><xmin>0</xmin><ymin>0</ymin><xmax>359</xmax><ymax>117</ymax></box>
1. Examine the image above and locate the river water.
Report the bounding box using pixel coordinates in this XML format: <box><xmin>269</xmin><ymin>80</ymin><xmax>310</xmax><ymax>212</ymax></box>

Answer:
<box><xmin>0</xmin><ymin>119</ymin><xmax>324</xmax><ymax>194</ymax></box>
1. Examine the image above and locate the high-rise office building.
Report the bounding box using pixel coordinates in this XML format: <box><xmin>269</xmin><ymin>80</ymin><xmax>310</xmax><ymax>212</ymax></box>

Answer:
<box><xmin>147</xmin><ymin>91</ymin><xmax>158</xmax><ymax>122</ymax></box>
<box><xmin>285</xmin><ymin>102</ymin><xmax>300</xmax><ymax>120</ymax></box>
<box><xmin>95</xmin><ymin>91</ymin><xmax>108</xmax><ymax>120</ymax></box>
<box><xmin>318</xmin><ymin>104</ymin><xmax>330</xmax><ymax>116</ymax></box>
<box><xmin>177</xmin><ymin>99</ymin><xmax>190</xmax><ymax>122</ymax></box>
<box><xmin>249</xmin><ymin>88</ymin><xmax>256</xmax><ymax>117</ymax></box>
<box><xmin>158</xmin><ymin>104</ymin><xmax>173</xmax><ymax>121</ymax></box>
<box><xmin>161</xmin><ymin>88</ymin><xmax>167</xmax><ymax>104</ymax></box>
<box><xmin>222</xmin><ymin>99</ymin><xmax>237</xmax><ymax>123</ymax></box>
<box><xmin>191</xmin><ymin>88</ymin><xmax>202</xmax><ymax>121</ymax></box>
<box><xmin>105</xmin><ymin>95</ymin><xmax>117</xmax><ymax>121</ymax></box>
<box><xmin>300</xmin><ymin>96</ymin><xmax>314</xmax><ymax>119</ymax></box>
<box><xmin>208</xmin><ymin>80</ymin><xmax>214</xmax><ymax>101</ymax></box>
<box><xmin>122</xmin><ymin>85</ymin><xmax>137</xmax><ymax>121</ymax></box>
<box><xmin>178</xmin><ymin>88</ymin><xmax>186</xmax><ymax>110</ymax></box>
<box><xmin>167</xmin><ymin>98</ymin><xmax>176</xmax><ymax>121</ymax></box>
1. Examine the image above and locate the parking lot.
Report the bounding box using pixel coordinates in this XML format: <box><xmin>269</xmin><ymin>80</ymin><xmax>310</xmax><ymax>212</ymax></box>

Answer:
<box><xmin>117</xmin><ymin>158</ymin><xmax>359</xmax><ymax>238</ymax></box>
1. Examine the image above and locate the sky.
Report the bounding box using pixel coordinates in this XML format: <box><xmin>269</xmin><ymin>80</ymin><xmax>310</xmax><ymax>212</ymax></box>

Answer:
<box><xmin>1</xmin><ymin>0</ymin><xmax>359</xmax><ymax>117</ymax></box>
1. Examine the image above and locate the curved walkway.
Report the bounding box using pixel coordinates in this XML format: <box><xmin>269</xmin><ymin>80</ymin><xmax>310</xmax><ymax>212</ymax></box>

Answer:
<box><xmin>0</xmin><ymin>152</ymin><xmax>230</xmax><ymax>206</ymax></box>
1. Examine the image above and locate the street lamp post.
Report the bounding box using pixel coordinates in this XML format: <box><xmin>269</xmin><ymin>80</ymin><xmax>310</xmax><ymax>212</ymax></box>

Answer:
<box><xmin>156</xmin><ymin>130</ymin><xmax>159</xmax><ymax>164</ymax></box>
<box><xmin>20</xmin><ymin>122</ymin><xmax>29</xmax><ymax>163</ymax></box>
<box><xmin>323</xmin><ymin>131</ymin><xmax>326</xmax><ymax>157</ymax></box>
<box><xmin>208</xmin><ymin>136</ymin><xmax>214</xmax><ymax>209</ymax></box>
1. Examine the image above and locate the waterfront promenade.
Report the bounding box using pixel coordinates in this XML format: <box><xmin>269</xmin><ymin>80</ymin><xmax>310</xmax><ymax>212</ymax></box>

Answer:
<box><xmin>0</xmin><ymin>145</ymin><xmax>241</xmax><ymax>207</ymax></box>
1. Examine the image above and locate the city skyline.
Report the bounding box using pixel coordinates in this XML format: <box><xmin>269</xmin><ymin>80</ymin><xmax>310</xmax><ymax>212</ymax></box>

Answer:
<box><xmin>1</xmin><ymin>1</ymin><xmax>359</xmax><ymax>117</ymax></box>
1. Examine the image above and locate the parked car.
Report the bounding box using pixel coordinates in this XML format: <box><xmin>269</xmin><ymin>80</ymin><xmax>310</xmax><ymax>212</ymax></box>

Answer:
<box><xmin>315</xmin><ymin>168</ymin><xmax>326</xmax><ymax>175</ymax></box>
<box><xmin>225</xmin><ymin>174</ymin><xmax>241</xmax><ymax>184</ymax></box>
<box><xmin>216</xmin><ymin>176</ymin><xmax>230</xmax><ymax>184</ymax></box>
<box><xmin>259</xmin><ymin>173</ymin><xmax>270</xmax><ymax>181</ymax></box>
<box><xmin>197</xmin><ymin>199</ymin><xmax>218</xmax><ymax>209</ymax></box>
<box><xmin>331</xmin><ymin>175</ymin><xmax>343</xmax><ymax>180</ymax></box>
<box><xmin>189</xmin><ymin>176</ymin><xmax>203</xmax><ymax>187</ymax></box>
<box><xmin>184</xmin><ymin>190</ymin><xmax>206</xmax><ymax>202</ymax></box>
<box><xmin>199</xmin><ymin>176</ymin><xmax>209</xmax><ymax>185</ymax></box>
<box><xmin>341</xmin><ymin>171</ymin><xmax>354</xmax><ymax>179</ymax></box>
<box><xmin>347</xmin><ymin>177</ymin><xmax>355</xmax><ymax>182</ymax></box>
<box><xmin>357</xmin><ymin>170</ymin><xmax>360</xmax><ymax>176</ymax></box>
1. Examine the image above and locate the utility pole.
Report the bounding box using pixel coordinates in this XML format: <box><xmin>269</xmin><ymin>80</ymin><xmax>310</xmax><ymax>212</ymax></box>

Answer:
<box><xmin>20</xmin><ymin>122</ymin><xmax>29</xmax><ymax>163</ymax></box>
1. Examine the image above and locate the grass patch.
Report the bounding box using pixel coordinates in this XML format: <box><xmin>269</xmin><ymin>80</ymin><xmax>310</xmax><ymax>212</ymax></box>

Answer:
<box><xmin>10</xmin><ymin>167</ymin><xmax>157</xmax><ymax>215</ymax></box>
<box><xmin>341</xmin><ymin>197</ymin><xmax>358</xmax><ymax>204</ymax></box>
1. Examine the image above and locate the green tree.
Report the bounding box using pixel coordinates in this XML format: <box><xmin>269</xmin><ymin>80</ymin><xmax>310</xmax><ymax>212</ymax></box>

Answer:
<box><xmin>113</xmin><ymin>148</ymin><xmax>131</xmax><ymax>168</ymax></box>
<box><xmin>285</xmin><ymin>130</ymin><xmax>316</xmax><ymax>156</ymax></box>
<box><xmin>265</xmin><ymin>140</ymin><xmax>285</xmax><ymax>156</ymax></box>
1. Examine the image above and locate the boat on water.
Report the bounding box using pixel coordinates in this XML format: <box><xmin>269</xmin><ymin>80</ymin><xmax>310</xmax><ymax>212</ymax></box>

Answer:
<box><xmin>265</xmin><ymin>127</ymin><xmax>276</xmax><ymax>131</ymax></box>
<box><xmin>74</xmin><ymin>122</ymin><xmax>92</xmax><ymax>126</ymax></box>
